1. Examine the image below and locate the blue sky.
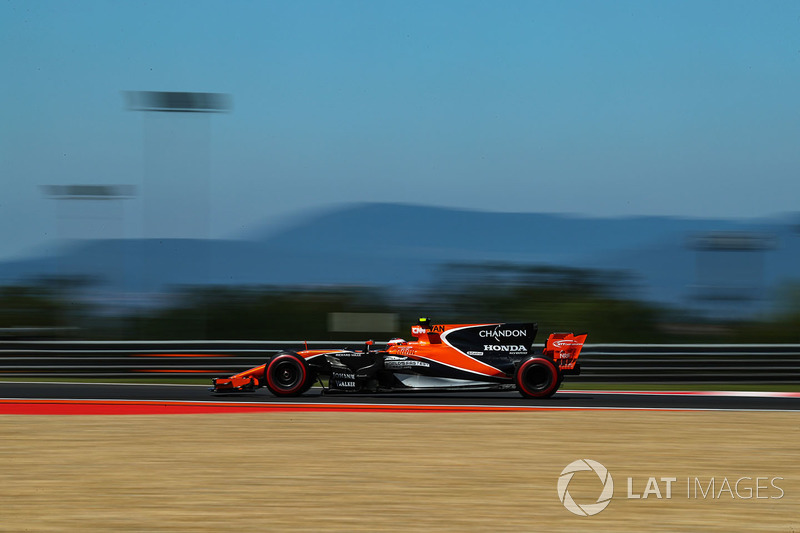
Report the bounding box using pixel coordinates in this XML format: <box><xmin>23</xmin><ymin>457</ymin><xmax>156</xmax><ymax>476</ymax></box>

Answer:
<box><xmin>1</xmin><ymin>0</ymin><xmax>799</xmax><ymax>259</ymax></box>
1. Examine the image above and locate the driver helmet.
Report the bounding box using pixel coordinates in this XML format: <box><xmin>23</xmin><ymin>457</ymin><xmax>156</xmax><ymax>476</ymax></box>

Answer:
<box><xmin>387</xmin><ymin>338</ymin><xmax>407</xmax><ymax>346</ymax></box>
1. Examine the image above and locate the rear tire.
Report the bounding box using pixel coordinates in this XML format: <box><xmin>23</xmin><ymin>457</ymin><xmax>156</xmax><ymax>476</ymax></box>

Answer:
<box><xmin>515</xmin><ymin>357</ymin><xmax>560</xmax><ymax>399</ymax></box>
<box><xmin>265</xmin><ymin>352</ymin><xmax>311</xmax><ymax>396</ymax></box>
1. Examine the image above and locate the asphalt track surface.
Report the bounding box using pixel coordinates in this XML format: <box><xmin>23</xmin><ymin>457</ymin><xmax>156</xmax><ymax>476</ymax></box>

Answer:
<box><xmin>2</xmin><ymin>382</ymin><xmax>800</xmax><ymax>411</ymax></box>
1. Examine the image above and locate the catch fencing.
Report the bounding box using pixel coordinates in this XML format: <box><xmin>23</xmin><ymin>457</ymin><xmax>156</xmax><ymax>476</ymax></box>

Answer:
<box><xmin>0</xmin><ymin>341</ymin><xmax>799</xmax><ymax>383</ymax></box>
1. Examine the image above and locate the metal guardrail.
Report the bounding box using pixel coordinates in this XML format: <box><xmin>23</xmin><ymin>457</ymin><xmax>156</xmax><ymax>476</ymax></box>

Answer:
<box><xmin>579</xmin><ymin>344</ymin><xmax>800</xmax><ymax>383</ymax></box>
<box><xmin>0</xmin><ymin>341</ymin><xmax>799</xmax><ymax>383</ymax></box>
<box><xmin>0</xmin><ymin>340</ymin><xmax>335</xmax><ymax>379</ymax></box>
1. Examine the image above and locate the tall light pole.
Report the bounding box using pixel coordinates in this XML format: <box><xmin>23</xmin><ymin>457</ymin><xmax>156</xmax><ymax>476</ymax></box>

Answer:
<box><xmin>124</xmin><ymin>91</ymin><xmax>231</xmax><ymax>240</ymax></box>
<box><xmin>689</xmin><ymin>232</ymin><xmax>776</xmax><ymax>319</ymax></box>
<box><xmin>41</xmin><ymin>184</ymin><xmax>136</xmax><ymax>327</ymax></box>
<box><xmin>124</xmin><ymin>91</ymin><xmax>231</xmax><ymax>338</ymax></box>
<box><xmin>42</xmin><ymin>184</ymin><xmax>136</xmax><ymax>242</ymax></box>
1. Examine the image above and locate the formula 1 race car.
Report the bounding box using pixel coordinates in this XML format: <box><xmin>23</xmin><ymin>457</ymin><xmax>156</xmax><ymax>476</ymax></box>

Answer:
<box><xmin>211</xmin><ymin>318</ymin><xmax>586</xmax><ymax>399</ymax></box>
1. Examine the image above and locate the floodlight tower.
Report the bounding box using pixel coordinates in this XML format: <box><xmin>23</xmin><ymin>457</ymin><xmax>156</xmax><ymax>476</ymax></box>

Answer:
<box><xmin>689</xmin><ymin>232</ymin><xmax>776</xmax><ymax>319</ymax></box>
<box><xmin>124</xmin><ymin>91</ymin><xmax>231</xmax><ymax>239</ymax></box>
<box><xmin>42</xmin><ymin>185</ymin><xmax>136</xmax><ymax>242</ymax></box>
<box><xmin>41</xmin><ymin>185</ymin><xmax>136</xmax><ymax>310</ymax></box>
<box><xmin>124</xmin><ymin>91</ymin><xmax>231</xmax><ymax>337</ymax></box>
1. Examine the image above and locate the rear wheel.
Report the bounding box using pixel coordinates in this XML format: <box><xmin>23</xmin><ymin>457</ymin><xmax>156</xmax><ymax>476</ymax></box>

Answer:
<box><xmin>515</xmin><ymin>357</ymin><xmax>560</xmax><ymax>399</ymax></box>
<box><xmin>265</xmin><ymin>352</ymin><xmax>311</xmax><ymax>396</ymax></box>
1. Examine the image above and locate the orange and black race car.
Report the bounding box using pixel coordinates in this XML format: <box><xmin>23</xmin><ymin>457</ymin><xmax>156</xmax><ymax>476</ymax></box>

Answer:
<box><xmin>211</xmin><ymin>318</ymin><xmax>586</xmax><ymax>398</ymax></box>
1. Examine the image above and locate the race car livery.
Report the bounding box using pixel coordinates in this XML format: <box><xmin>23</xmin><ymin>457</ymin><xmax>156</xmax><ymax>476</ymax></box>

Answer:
<box><xmin>211</xmin><ymin>318</ymin><xmax>586</xmax><ymax>398</ymax></box>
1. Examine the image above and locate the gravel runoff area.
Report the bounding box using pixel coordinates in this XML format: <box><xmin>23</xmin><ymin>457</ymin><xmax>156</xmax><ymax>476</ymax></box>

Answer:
<box><xmin>1</xmin><ymin>410</ymin><xmax>798</xmax><ymax>532</ymax></box>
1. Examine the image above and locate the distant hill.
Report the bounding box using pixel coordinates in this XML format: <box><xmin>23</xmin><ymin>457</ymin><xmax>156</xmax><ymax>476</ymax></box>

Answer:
<box><xmin>251</xmin><ymin>203</ymin><xmax>755</xmax><ymax>264</ymax></box>
<box><xmin>1</xmin><ymin>203</ymin><xmax>798</xmax><ymax>313</ymax></box>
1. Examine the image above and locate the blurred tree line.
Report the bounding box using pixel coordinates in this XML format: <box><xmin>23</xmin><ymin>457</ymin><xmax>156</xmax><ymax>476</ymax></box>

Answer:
<box><xmin>2</xmin><ymin>266</ymin><xmax>800</xmax><ymax>342</ymax></box>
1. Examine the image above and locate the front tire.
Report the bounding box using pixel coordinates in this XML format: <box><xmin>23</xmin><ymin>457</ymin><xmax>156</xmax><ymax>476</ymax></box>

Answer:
<box><xmin>515</xmin><ymin>357</ymin><xmax>560</xmax><ymax>399</ymax></box>
<box><xmin>265</xmin><ymin>352</ymin><xmax>311</xmax><ymax>396</ymax></box>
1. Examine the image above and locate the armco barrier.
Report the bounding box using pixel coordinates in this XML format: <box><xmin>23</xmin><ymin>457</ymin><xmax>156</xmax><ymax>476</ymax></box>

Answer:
<box><xmin>579</xmin><ymin>344</ymin><xmax>800</xmax><ymax>383</ymax></box>
<box><xmin>0</xmin><ymin>341</ymin><xmax>799</xmax><ymax>383</ymax></box>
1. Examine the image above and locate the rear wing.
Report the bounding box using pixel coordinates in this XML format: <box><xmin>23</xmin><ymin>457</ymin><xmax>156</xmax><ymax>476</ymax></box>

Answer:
<box><xmin>543</xmin><ymin>333</ymin><xmax>587</xmax><ymax>371</ymax></box>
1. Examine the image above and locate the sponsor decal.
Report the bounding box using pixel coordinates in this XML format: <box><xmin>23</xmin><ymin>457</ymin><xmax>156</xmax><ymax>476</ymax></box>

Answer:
<box><xmin>479</xmin><ymin>329</ymin><xmax>527</xmax><ymax>338</ymax></box>
<box><xmin>411</xmin><ymin>326</ymin><xmax>425</xmax><ymax>335</ymax></box>
<box><xmin>466</xmin><ymin>351</ymin><xmax>484</xmax><ymax>356</ymax></box>
<box><xmin>552</xmin><ymin>339</ymin><xmax>581</xmax><ymax>348</ymax></box>
<box><xmin>430</xmin><ymin>325</ymin><xmax>446</xmax><ymax>333</ymax></box>
<box><xmin>483</xmin><ymin>344</ymin><xmax>528</xmax><ymax>354</ymax></box>
<box><xmin>331</xmin><ymin>371</ymin><xmax>357</xmax><ymax>388</ymax></box>
<box><xmin>385</xmin><ymin>359</ymin><xmax>430</xmax><ymax>369</ymax></box>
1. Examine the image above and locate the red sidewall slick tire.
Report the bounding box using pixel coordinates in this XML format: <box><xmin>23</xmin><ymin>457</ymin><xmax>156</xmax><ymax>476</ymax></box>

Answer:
<box><xmin>265</xmin><ymin>353</ymin><xmax>310</xmax><ymax>396</ymax></box>
<box><xmin>515</xmin><ymin>357</ymin><xmax>559</xmax><ymax>399</ymax></box>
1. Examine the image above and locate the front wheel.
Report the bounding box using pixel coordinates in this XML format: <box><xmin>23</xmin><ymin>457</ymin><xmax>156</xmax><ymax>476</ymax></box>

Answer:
<box><xmin>265</xmin><ymin>352</ymin><xmax>312</xmax><ymax>396</ymax></box>
<box><xmin>515</xmin><ymin>357</ymin><xmax>560</xmax><ymax>399</ymax></box>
